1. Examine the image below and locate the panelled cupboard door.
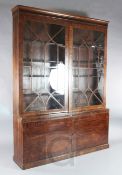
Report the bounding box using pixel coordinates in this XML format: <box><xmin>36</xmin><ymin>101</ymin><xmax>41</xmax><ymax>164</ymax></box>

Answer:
<box><xmin>21</xmin><ymin>15</ymin><xmax>69</xmax><ymax>114</ymax></box>
<box><xmin>72</xmin><ymin>112</ymin><xmax>108</xmax><ymax>151</ymax></box>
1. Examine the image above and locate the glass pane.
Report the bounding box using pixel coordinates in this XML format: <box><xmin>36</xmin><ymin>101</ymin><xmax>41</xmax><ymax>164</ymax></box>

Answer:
<box><xmin>72</xmin><ymin>28</ymin><xmax>104</xmax><ymax>108</ymax></box>
<box><xmin>23</xmin><ymin>21</ymin><xmax>66</xmax><ymax>112</ymax></box>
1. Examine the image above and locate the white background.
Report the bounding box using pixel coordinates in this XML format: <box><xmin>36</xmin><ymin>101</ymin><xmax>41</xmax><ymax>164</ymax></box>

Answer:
<box><xmin>0</xmin><ymin>0</ymin><xmax>122</xmax><ymax>174</ymax></box>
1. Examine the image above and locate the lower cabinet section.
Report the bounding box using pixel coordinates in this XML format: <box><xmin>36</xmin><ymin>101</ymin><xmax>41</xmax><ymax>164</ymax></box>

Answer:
<box><xmin>16</xmin><ymin>109</ymin><xmax>109</xmax><ymax>169</ymax></box>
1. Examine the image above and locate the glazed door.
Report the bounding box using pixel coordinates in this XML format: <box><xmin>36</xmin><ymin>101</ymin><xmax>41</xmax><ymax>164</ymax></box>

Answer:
<box><xmin>71</xmin><ymin>26</ymin><xmax>106</xmax><ymax>110</ymax></box>
<box><xmin>22</xmin><ymin>17</ymin><xmax>68</xmax><ymax>113</ymax></box>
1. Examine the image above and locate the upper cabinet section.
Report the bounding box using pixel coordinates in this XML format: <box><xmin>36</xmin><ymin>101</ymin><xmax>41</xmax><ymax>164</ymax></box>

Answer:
<box><xmin>12</xmin><ymin>5</ymin><xmax>108</xmax><ymax>115</ymax></box>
